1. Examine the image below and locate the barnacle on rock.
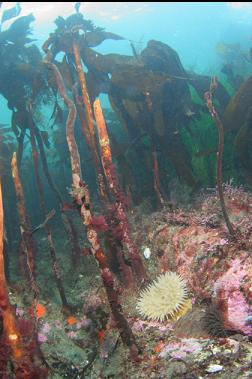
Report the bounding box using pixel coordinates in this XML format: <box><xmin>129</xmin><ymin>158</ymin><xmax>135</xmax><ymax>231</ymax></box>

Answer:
<box><xmin>136</xmin><ymin>272</ymin><xmax>189</xmax><ymax>322</ymax></box>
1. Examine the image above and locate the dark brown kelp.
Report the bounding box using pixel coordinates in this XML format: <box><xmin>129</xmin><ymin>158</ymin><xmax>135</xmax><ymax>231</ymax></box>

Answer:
<box><xmin>152</xmin><ymin>151</ymin><xmax>165</xmax><ymax>207</ymax></box>
<box><xmin>204</xmin><ymin>78</ymin><xmax>236</xmax><ymax>238</ymax></box>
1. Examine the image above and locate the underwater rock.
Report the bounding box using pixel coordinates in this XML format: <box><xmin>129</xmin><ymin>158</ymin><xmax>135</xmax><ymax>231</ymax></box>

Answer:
<box><xmin>173</xmin><ymin>227</ymin><xmax>252</xmax><ymax>335</ymax></box>
<box><xmin>159</xmin><ymin>338</ymin><xmax>204</xmax><ymax>359</ymax></box>
<box><xmin>213</xmin><ymin>257</ymin><xmax>252</xmax><ymax>335</ymax></box>
<box><xmin>143</xmin><ymin>246</ymin><xmax>151</xmax><ymax>259</ymax></box>
<box><xmin>174</xmin><ymin>306</ymin><xmax>211</xmax><ymax>339</ymax></box>
<box><xmin>143</xmin><ymin>192</ymin><xmax>252</xmax><ymax>338</ymax></box>
<box><xmin>206</xmin><ymin>364</ymin><xmax>224</xmax><ymax>373</ymax></box>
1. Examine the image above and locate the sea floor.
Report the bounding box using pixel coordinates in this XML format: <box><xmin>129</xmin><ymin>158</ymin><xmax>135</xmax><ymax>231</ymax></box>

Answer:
<box><xmin>8</xmin><ymin>186</ymin><xmax>252</xmax><ymax>378</ymax></box>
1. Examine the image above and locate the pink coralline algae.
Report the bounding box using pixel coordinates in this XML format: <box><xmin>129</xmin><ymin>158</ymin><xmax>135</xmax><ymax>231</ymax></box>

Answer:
<box><xmin>41</xmin><ymin>322</ymin><xmax>52</xmax><ymax>334</ymax></box>
<box><xmin>131</xmin><ymin>318</ymin><xmax>173</xmax><ymax>333</ymax></box>
<box><xmin>228</xmin><ymin>291</ymin><xmax>251</xmax><ymax>334</ymax></box>
<box><xmin>213</xmin><ymin>258</ymin><xmax>251</xmax><ymax>335</ymax></box>
<box><xmin>15</xmin><ymin>306</ymin><xmax>25</xmax><ymax>317</ymax></box>
<box><xmin>37</xmin><ymin>322</ymin><xmax>52</xmax><ymax>343</ymax></box>
<box><xmin>213</xmin><ymin>258</ymin><xmax>247</xmax><ymax>293</ymax></box>
<box><xmin>174</xmin><ymin>226</ymin><xmax>224</xmax><ymax>294</ymax></box>
<box><xmin>83</xmin><ymin>293</ymin><xmax>104</xmax><ymax>314</ymax></box>
<box><xmin>169</xmin><ymin>223</ymin><xmax>252</xmax><ymax>335</ymax></box>
<box><xmin>159</xmin><ymin>338</ymin><xmax>203</xmax><ymax>359</ymax></box>
<box><xmin>77</xmin><ymin>318</ymin><xmax>92</xmax><ymax>329</ymax></box>
<box><xmin>38</xmin><ymin>333</ymin><xmax>48</xmax><ymax>343</ymax></box>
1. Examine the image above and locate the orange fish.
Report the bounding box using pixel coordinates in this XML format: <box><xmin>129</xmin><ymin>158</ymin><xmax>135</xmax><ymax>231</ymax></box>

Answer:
<box><xmin>67</xmin><ymin>316</ymin><xmax>78</xmax><ymax>326</ymax></box>
<box><xmin>36</xmin><ymin>303</ymin><xmax>47</xmax><ymax>319</ymax></box>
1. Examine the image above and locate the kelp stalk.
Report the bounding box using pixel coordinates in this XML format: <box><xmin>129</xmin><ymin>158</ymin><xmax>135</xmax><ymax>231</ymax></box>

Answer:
<box><xmin>11</xmin><ymin>152</ymin><xmax>38</xmax><ymax>292</ymax></box>
<box><xmin>0</xmin><ymin>182</ymin><xmax>47</xmax><ymax>378</ymax></box>
<box><xmin>46</xmin><ymin>60</ymin><xmax>140</xmax><ymax>359</ymax></box>
<box><xmin>204</xmin><ymin>80</ymin><xmax>235</xmax><ymax>238</ymax></box>
<box><xmin>16</xmin><ymin>128</ymin><xmax>26</xmax><ymax>169</ymax></box>
<box><xmin>28</xmin><ymin>111</ymin><xmax>69</xmax><ymax>310</ymax></box>
<box><xmin>94</xmin><ymin>99</ymin><xmax>147</xmax><ymax>282</ymax></box>
<box><xmin>34</xmin><ymin>125</ymin><xmax>82</xmax><ymax>266</ymax></box>
<box><xmin>72</xmin><ymin>41</ymin><xmax>108</xmax><ymax>202</ymax></box>
<box><xmin>152</xmin><ymin>151</ymin><xmax>164</xmax><ymax>207</ymax></box>
<box><xmin>0</xmin><ymin>181</ymin><xmax>22</xmax><ymax>372</ymax></box>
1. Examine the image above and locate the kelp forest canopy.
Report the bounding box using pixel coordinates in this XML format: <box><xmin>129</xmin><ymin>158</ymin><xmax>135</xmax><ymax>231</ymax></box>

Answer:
<box><xmin>1</xmin><ymin>4</ymin><xmax>252</xmax><ymax>377</ymax></box>
<box><xmin>1</xmin><ymin>9</ymin><xmax>252</xmax><ymax>212</ymax></box>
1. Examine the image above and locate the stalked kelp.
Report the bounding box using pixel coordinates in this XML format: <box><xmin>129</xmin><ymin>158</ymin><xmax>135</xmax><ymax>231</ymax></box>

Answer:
<box><xmin>45</xmin><ymin>59</ymin><xmax>140</xmax><ymax>360</ymax></box>
<box><xmin>72</xmin><ymin>39</ymin><xmax>109</xmax><ymax>203</ymax></box>
<box><xmin>26</xmin><ymin>106</ymin><xmax>69</xmax><ymax>311</ymax></box>
<box><xmin>0</xmin><ymin>12</ymin><xmax>81</xmax><ymax>284</ymax></box>
<box><xmin>41</xmin><ymin>13</ymin><xmax>147</xmax><ymax>288</ymax></box>
<box><xmin>94</xmin><ymin>98</ymin><xmax>147</xmax><ymax>283</ymax></box>
<box><xmin>11</xmin><ymin>152</ymin><xmax>38</xmax><ymax>294</ymax></box>
<box><xmin>204</xmin><ymin>78</ymin><xmax>236</xmax><ymax>238</ymax></box>
<box><xmin>0</xmin><ymin>181</ymin><xmax>48</xmax><ymax>378</ymax></box>
<box><xmin>1</xmin><ymin>3</ymin><xmax>252</xmax><ymax>377</ymax></box>
<box><xmin>42</xmin><ymin>13</ymin><xmax>116</xmax><ymax>204</ymax></box>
